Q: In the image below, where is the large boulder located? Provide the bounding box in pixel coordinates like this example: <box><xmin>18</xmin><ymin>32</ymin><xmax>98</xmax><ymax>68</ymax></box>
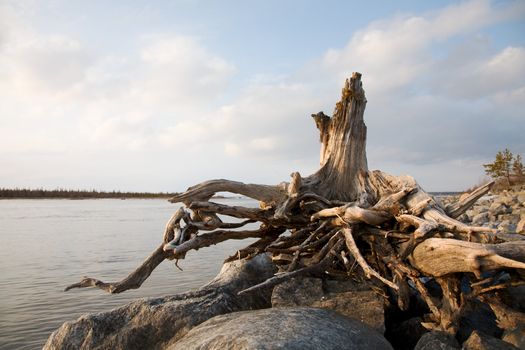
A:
<box><xmin>44</xmin><ymin>254</ymin><xmax>276</xmax><ymax>350</ymax></box>
<box><xmin>462</xmin><ymin>330</ymin><xmax>519</xmax><ymax>350</ymax></box>
<box><xmin>271</xmin><ymin>277</ymin><xmax>385</xmax><ymax>333</ymax></box>
<box><xmin>271</xmin><ymin>277</ymin><xmax>324</xmax><ymax>307</ymax></box>
<box><xmin>414</xmin><ymin>331</ymin><xmax>460</xmax><ymax>350</ymax></box>
<box><xmin>169</xmin><ymin>307</ymin><xmax>393</xmax><ymax>350</ymax></box>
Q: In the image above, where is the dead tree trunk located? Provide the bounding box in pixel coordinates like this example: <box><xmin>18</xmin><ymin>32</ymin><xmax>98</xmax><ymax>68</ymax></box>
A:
<box><xmin>66</xmin><ymin>72</ymin><xmax>525</xmax><ymax>337</ymax></box>
<box><xmin>306</xmin><ymin>74</ymin><xmax>368</xmax><ymax>202</ymax></box>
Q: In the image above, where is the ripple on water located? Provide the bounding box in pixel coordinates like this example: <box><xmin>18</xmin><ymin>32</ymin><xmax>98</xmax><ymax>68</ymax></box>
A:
<box><xmin>0</xmin><ymin>198</ymin><xmax>257</xmax><ymax>349</ymax></box>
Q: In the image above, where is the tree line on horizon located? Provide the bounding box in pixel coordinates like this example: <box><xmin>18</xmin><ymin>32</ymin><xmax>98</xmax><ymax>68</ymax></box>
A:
<box><xmin>0</xmin><ymin>188</ymin><xmax>177</xmax><ymax>199</ymax></box>
<box><xmin>3</xmin><ymin>149</ymin><xmax>522</xmax><ymax>199</ymax></box>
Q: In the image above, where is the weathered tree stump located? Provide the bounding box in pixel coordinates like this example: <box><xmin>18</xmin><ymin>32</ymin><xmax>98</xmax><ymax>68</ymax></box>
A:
<box><xmin>66</xmin><ymin>72</ymin><xmax>525</xmax><ymax>339</ymax></box>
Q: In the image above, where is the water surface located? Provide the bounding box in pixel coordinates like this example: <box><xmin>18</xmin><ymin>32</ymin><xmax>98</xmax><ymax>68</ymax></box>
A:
<box><xmin>0</xmin><ymin>198</ymin><xmax>258</xmax><ymax>349</ymax></box>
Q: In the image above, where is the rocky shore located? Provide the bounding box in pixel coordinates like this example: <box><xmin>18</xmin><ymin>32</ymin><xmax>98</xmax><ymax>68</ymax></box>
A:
<box><xmin>441</xmin><ymin>185</ymin><xmax>525</xmax><ymax>235</ymax></box>
<box><xmin>45</xmin><ymin>187</ymin><xmax>525</xmax><ymax>350</ymax></box>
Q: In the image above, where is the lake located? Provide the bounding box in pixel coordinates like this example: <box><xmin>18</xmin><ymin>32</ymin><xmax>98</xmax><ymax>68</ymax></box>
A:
<box><xmin>0</xmin><ymin>198</ymin><xmax>259</xmax><ymax>350</ymax></box>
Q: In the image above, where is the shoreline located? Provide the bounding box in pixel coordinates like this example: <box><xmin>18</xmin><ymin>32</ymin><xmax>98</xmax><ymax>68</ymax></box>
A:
<box><xmin>0</xmin><ymin>195</ymin><xmax>238</xmax><ymax>200</ymax></box>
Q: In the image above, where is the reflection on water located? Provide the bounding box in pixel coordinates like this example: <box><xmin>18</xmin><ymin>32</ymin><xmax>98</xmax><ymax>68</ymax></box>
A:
<box><xmin>0</xmin><ymin>198</ymin><xmax>258</xmax><ymax>350</ymax></box>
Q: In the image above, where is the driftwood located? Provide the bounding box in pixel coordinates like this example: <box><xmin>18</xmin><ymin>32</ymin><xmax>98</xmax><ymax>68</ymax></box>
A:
<box><xmin>66</xmin><ymin>73</ymin><xmax>525</xmax><ymax>337</ymax></box>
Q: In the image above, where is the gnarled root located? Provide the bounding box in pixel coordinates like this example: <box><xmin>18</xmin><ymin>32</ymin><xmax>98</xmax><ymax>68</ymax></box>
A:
<box><xmin>65</xmin><ymin>244</ymin><xmax>168</xmax><ymax>293</ymax></box>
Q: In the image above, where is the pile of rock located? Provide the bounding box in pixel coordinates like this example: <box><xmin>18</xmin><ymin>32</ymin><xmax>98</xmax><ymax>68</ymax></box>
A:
<box><xmin>45</xmin><ymin>255</ymin><xmax>395</xmax><ymax>350</ymax></box>
<box><xmin>440</xmin><ymin>187</ymin><xmax>525</xmax><ymax>234</ymax></box>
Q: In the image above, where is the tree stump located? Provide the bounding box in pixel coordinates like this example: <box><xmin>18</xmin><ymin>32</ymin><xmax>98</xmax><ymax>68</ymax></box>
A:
<box><xmin>66</xmin><ymin>72</ymin><xmax>525</xmax><ymax>338</ymax></box>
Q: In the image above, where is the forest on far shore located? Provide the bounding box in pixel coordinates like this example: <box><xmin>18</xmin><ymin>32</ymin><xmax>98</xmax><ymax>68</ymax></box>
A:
<box><xmin>0</xmin><ymin>188</ymin><xmax>177</xmax><ymax>199</ymax></box>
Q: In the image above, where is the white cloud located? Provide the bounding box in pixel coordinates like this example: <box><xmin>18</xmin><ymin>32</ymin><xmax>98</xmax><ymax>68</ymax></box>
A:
<box><xmin>318</xmin><ymin>0</ymin><xmax>525</xmax><ymax>96</ymax></box>
<box><xmin>3</xmin><ymin>35</ymin><xmax>91</xmax><ymax>93</ymax></box>
<box><xmin>1</xmin><ymin>0</ymin><xmax>524</xmax><ymax>191</ymax></box>
<box><xmin>0</xmin><ymin>9</ymin><xmax>237</xmax><ymax>154</ymax></box>
<box><xmin>208</xmin><ymin>1</ymin><xmax>525</xmax><ymax>182</ymax></box>
<box><xmin>138</xmin><ymin>35</ymin><xmax>235</xmax><ymax>105</ymax></box>
<box><xmin>223</xmin><ymin>136</ymin><xmax>281</xmax><ymax>157</ymax></box>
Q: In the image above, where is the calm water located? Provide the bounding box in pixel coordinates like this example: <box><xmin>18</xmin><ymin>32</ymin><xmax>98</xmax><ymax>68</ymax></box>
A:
<box><xmin>0</xmin><ymin>198</ymin><xmax>258</xmax><ymax>350</ymax></box>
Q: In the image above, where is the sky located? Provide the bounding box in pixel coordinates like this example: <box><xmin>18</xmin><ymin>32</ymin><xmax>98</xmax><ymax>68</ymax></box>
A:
<box><xmin>0</xmin><ymin>0</ymin><xmax>524</xmax><ymax>192</ymax></box>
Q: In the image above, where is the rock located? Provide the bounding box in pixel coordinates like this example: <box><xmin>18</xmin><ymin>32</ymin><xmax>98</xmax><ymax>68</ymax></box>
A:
<box><xmin>490</xmin><ymin>202</ymin><xmax>512</xmax><ymax>216</ymax></box>
<box><xmin>271</xmin><ymin>277</ymin><xmax>324</xmax><ymax>306</ymax></box>
<box><xmin>271</xmin><ymin>277</ymin><xmax>385</xmax><ymax>333</ymax></box>
<box><xmin>458</xmin><ymin>213</ymin><xmax>470</xmax><ymax>223</ymax></box>
<box><xmin>499</xmin><ymin>285</ymin><xmax>525</xmax><ymax>314</ymax></box>
<box><xmin>495</xmin><ymin>194</ymin><xmax>514</xmax><ymax>206</ymax></box>
<box><xmin>466</xmin><ymin>207</ymin><xmax>487</xmax><ymax>219</ymax></box>
<box><xmin>44</xmin><ymin>254</ymin><xmax>277</xmax><ymax>350</ymax></box>
<box><xmin>477</xmin><ymin>206</ymin><xmax>489</xmax><ymax>215</ymax></box>
<box><xmin>169</xmin><ymin>307</ymin><xmax>394</xmax><ymax>350</ymax></box>
<box><xmin>472</xmin><ymin>212</ymin><xmax>490</xmax><ymax>226</ymax></box>
<box><xmin>516</xmin><ymin>217</ymin><xmax>525</xmax><ymax>234</ymax></box>
<box><xmin>502</xmin><ymin>325</ymin><xmax>525</xmax><ymax>349</ymax></box>
<box><xmin>462</xmin><ymin>330</ymin><xmax>519</xmax><ymax>349</ymax></box>
<box><xmin>517</xmin><ymin>192</ymin><xmax>525</xmax><ymax>204</ymax></box>
<box><xmin>388</xmin><ymin>317</ymin><xmax>428</xmax><ymax>350</ymax></box>
<box><xmin>414</xmin><ymin>331</ymin><xmax>460</xmax><ymax>350</ymax></box>
<box><xmin>498</xmin><ymin>220</ymin><xmax>516</xmax><ymax>233</ymax></box>
<box><xmin>499</xmin><ymin>214</ymin><xmax>520</xmax><ymax>224</ymax></box>
<box><xmin>314</xmin><ymin>290</ymin><xmax>385</xmax><ymax>333</ymax></box>
<box><xmin>457</xmin><ymin>299</ymin><xmax>502</xmax><ymax>343</ymax></box>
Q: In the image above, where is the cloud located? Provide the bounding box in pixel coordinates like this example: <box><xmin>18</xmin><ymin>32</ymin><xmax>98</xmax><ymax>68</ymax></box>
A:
<box><xmin>434</xmin><ymin>46</ymin><xmax>525</xmax><ymax>99</ymax></box>
<box><xmin>298</xmin><ymin>0</ymin><xmax>525</xmax><ymax>190</ymax></box>
<box><xmin>318</xmin><ymin>0</ymin><xmax>525</xmax><ymax>95</ymax></box>
<box><xmin>190</xmin><ymin>0</ymin><xmax>525</xmax><ymax>191</ymax></box>
<box><xmin>0</xmin><ymin>12</ymin><xmax>237</xmax><ymax>153</ymax></box>
<box><xmin>138</xmin><ymin>35</ymin><xmax>236</xmax><ymax>105</ymax></box>
<box><xmin>1</xmin><ymin>0</ymin><xmax>524</xmax><ymax>191</ymax></box>
<box><xmin>3</xmin><ymin>36</ymin><xmax>92</xmax><ymax>93</ymax></box>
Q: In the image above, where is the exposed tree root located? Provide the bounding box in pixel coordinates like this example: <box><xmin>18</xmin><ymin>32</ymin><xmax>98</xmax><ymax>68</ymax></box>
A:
<box><xmin>65</xmin><ymin>244</ymin><xmax>169</xmax><ymax>293</ymax></box>
<box><xmin>65</xmin><ymin>72</ymin><xmax>525</xmax><ymax>337</ymax></box>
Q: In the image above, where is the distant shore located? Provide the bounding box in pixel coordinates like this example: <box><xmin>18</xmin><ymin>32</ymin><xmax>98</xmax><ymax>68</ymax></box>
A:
<box><xmin>0</xmin><ymin>188</ymin><xmax>236</xmax><ymax>200</ymax></box>
<box><xmin>1</xmin><ymin>187</ymin><xmax>458</xmax><ymax>200</ymax></box>
<box><xmin>0</xmin><ymin>188</ymin><xmax>177</xmax><ymax>200</ymax></box>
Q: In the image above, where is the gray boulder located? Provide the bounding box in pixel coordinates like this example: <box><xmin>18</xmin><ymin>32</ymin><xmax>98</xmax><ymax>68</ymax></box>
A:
<box><xmin>463</xmin><ymin>330</ymin><xmax>519</xmax><ymax>350</ymax></box>
<box><xmin>271</xmin><ymin>277</ymin><xmax>324</xmax><ymax>307</ymax></box>
<box><xmin>44</xmin><ymin>254</ymin><xmax>276</xmax><ymax>350</ymax></box>
<box><xmin>169</xmin><ymin>307</ymin><xmax>394</xmax><ymax>350</ymax></box>
<box><xmin>414</xmin><ymin>331</ymin><xmax>460</xmax><ymax>350</ymax></box>
<box><xmin>490</xmin><ymin>202</ymin><xmax>512</xmax><ymax>216</ymax></box>
<box><xmin>498</xmin><ymin>220</ymin><xmax>516</xmax><ymax>233</ymax></box>
<box><xmin>472</xmin><ymin>212</ymin><xmax>490</xmax><ymax>226</ymax></box>
<box><xmin>271</xmin><ymin>277</ymin><xmax>385</xmax><ymax>333</ymax></box>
